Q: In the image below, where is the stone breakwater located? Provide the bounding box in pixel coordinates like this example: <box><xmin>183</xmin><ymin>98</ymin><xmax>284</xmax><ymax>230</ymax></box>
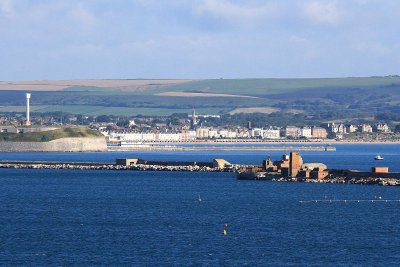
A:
<box><xmin>0</xmin><ymin>137</ymin><xmax>107</xmax><ymax>152</ymax></box>
<box><xmin>2</xmin><ymin>159</ymin><xmax>398</xmax><ymax>186</ymax></box>
<box><xmin>0</xmin><ymin>161</ymin><xmax>240</xmax><ymax>172</ymax></box>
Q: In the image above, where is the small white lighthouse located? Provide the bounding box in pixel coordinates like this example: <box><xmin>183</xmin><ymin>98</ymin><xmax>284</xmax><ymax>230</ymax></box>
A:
<box><xmin>26</xmin><ymin>93</ymin><xmax>31</xmax><ymax>126</ymax></box>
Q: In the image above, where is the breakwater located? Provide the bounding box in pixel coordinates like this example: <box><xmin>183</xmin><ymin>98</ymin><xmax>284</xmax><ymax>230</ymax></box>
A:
<box><xmin>0</xmin><ymin>160</ymin><xmax>238</xmax><ymax>172</ymax></box>
<box><xmin>237</xmin><ymin>170</ymin><xmax>400</xmax><ymax>186</ymax></box>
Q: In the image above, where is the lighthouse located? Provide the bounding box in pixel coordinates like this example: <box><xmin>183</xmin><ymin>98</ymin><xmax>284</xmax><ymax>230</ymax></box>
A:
<box><xmin>26</xmin><ymin>93</ymin><xmax>31</xmax><ymax>126</ymax></box>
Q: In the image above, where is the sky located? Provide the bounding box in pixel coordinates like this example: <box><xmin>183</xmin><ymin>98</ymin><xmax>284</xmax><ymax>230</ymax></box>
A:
<box><xmin>0</xmin><ymin>0</ymin><xmax>399</xmax><ymax>80</ymax></box>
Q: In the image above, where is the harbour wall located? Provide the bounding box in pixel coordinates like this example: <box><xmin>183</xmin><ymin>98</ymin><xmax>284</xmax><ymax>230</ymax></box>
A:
<box><xmin>137</xmin><ymin>160</ymin><xmax>213</xmax><ymax>168</ymax></box>
<box><xmin>0</xmin><ymin>137</ymin><xmax>107</xmax><ymax>152</ymax></box>
<box><xmin>0</xmin><ymin>161</ymin><xmax>234</xmax><ymax>172</ymax></box>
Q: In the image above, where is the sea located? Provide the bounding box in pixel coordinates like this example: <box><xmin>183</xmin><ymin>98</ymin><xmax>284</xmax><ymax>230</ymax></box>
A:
<box><xmin>1</xmin><ymin>144</ymin><xmax>400</xmax><ymax>266</ymax></box>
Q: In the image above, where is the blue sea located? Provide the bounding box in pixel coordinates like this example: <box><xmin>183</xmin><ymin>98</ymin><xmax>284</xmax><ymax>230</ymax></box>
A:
<box><xmin>1</xmin><ymin>144</ymin><xmax>400</xmax><ymax>266</ymax></box>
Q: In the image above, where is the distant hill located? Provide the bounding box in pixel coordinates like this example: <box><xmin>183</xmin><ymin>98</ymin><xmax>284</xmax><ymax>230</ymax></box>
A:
<box><xmin>0</xmin><ymin>77</ymin><xmax>399</xmax><ymax>121</ymax></box>
<box><xmin>0</xmin><ymin>79</ymin><xmax>191</xmax><ymax>91</ymax></box>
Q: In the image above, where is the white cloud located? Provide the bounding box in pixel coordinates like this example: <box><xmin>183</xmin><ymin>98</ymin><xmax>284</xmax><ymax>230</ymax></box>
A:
<box><xmin>197</xmin><ymin>0</ymin><xmax>279</xmax><ymax>27</ymax></box>
<box><xmin>302</xmin><ymin>1</ymin><xmax>342</xmax><ymax>26</ymax></box>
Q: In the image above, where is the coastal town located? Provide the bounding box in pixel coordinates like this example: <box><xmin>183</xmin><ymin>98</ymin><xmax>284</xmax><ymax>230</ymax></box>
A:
<box><xmin>1</xmin><ymin>108</ymin><xmax>398</xmax><ymax>145</ymax></box>
<box><xmin>96</xmin><ymin>111</ymin><xmax>397</xmax><ymax>144</ymax></box>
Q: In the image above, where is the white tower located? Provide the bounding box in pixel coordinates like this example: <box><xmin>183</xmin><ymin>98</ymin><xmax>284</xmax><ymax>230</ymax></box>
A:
<box><xmin>26</xmin><ymin>93</ymin><xmax>31</xmax><ymax>126</ymax></box>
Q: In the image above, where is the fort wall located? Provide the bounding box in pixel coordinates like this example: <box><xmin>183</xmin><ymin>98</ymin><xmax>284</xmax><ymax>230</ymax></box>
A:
<box><xmin>0</xmin><ymin>137</ymin><xmax>107</xmax><ymax>152</ymax></box>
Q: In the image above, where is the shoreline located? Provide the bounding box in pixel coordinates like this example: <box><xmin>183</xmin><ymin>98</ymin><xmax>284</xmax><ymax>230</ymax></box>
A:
<box><xmin>107</xmin><ymin>145</ymin><xmax>336</xmax><ymax>152</ymax></box>
<box><xmin>110</xmin><ymin>140</ymin><xmax>400</xmax><ymax>145</ymax></box>
<box><xmin>106</xmin><ymin>140</ymin><xmax>400</xmax><ymax>152</ymax></box>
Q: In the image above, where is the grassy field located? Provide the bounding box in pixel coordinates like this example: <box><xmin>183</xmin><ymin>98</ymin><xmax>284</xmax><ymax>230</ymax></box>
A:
<box><xmin>148</xmin><ymin>76</ymin><xmax>400</xmax><ymax>95</ymax></box>
<box><xmin>0</xmin><ymin>105</ymin><xmax>49</xmax><ymax>112</ymax></box>
<box><xmin>0</xmin><ymin>126</ymin><xmax>103</xmax><ymax>142</ymax></box>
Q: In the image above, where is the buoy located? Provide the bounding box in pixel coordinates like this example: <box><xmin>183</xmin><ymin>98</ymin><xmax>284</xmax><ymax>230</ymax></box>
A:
<box><xmin>223</xmin><ymin>229</ymin><xmax>227</xmax><ymax>235</ymax></box>
<box><xmin>224</xmin><ymin>223</ymin><xmax>229</xmax><ymax>227</ymax></box>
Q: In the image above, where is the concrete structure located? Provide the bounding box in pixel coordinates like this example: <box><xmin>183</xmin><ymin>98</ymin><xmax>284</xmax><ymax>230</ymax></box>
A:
<box><xmin>302</xmin><ymin>163</ymin><xmax>327</xmax><ymax>171</ymax></box>
<box><xmin>372</xmin><ymin>167</ymin><xmax>389</xmax><ymax>173</ymax></box>
<box><xmin>213</xmin><ymin>158</ymin><xmax>231</xmax><ymax>168</ymax></box>
<box><xmin>116</xmin><ymin>158</ymin><xmax>217</xmax><ymax>168</ymax></box>
<box><xmin>116</xmin><ymin>158</ymin><xmax>139</xmax><ymax>166</ymax></box>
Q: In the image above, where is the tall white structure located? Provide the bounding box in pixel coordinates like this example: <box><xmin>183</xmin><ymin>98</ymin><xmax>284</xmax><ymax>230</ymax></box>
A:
<box><xmin>26</xmin><ymin>93</ymin><xmax>31</xmax><ymax>126</ymax></box>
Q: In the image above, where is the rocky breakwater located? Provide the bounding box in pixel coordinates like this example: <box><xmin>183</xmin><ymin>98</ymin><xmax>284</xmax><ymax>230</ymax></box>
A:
<box><xmin>0</xmin><ymin>162</ymin><xmax>116</xmax><ymax>170</ymax></box>
<box><xmin>0</xmin><ymin>161</ymin><xmax>240</xmax><ymax>172</ymax></box>
<box><xmin>268</xmin><ymin>176</ymin><xmax>400</xmax><ymax>186</ymax></box>
<box><xmin>129</xmin><ymin>164</ymin><xmax>239</xmax><ymax>172</ymax></box>
<box><xmin>317</xmin><ymin>176</ymin><xmax>400</xmax><ymax>186</ymax></box>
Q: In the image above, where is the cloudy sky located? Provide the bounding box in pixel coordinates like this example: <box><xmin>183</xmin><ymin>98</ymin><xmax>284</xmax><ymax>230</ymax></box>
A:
<box><xmin>0</xmin><ymin>0</ymin><xmax>399</xmax><ymax>80</ymax></box>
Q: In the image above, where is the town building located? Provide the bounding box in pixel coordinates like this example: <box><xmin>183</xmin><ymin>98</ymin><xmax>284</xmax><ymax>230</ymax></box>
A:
<box><xmin>300</xmin><ymin>127</ymin><xmax>312</xmax><ymax>138</ymax></box>
<box><xmin>326</xmin><ymin>123</ymin><xmax>346</xmax><ymax>134</ymax></box>
<box><xmin>311</xmin><ymin>127</ymin><xmax>328</xmax><ymax>138</ymax></box>
<box><xmin>346</xmin><ymin>124</ymin><xmax>358</xmax><ymax>133</ymax></box>
<box><xmin>374</xmin><ymin>123</ymin><xmax>390</xmax><ymax>133</ymax></box>
<box><xmin>251</xmin><ymin>128</ymin><xmax>264</xmax><ymax>138</ymax></box>
<box><xmin>196</xmin><ymin>127</ymin><xmax>209</xmax><ymax>139</ymax></box>
<box><xmin>263</xmin><ymin>128</ymin><xmax>281</xmax><ymax>139</ymax></box>
<box><xmin>360</xmin><ymin>124</ymin><xmax>373</xmax><ymax>133</ymax></box>
<box><xmin>283</xmin><ymin>126</ymin><xmax>301</xmax><ymax>138</ymax></box>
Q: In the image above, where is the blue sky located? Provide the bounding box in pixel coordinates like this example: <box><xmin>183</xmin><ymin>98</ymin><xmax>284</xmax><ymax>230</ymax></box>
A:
<box><xmin>1</xmin><ymin>0</ymin><xmax>399</xmax><ymax>80</ymax></box>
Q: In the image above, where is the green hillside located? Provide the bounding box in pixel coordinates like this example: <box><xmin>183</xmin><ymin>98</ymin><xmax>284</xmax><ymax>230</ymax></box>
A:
<box><xmin>0</xmin><ymin>127</ymin><xmax>103</xmax><ymax>142</ymax></box>
<box><xmin>0</xmin><ymin>76</ymin><xmax>399</xmax><ymax>121</ymax></box>
<box><xmin>147</xmin><ymin>76</ymin><xmax>400</xmax><ymax>95</ymax></box>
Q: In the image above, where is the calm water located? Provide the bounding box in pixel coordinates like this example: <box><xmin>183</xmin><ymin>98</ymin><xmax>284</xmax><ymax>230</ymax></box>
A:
<box><xmin>1</xmin><ymin>144</ymin><xmax>400</xmax><ymax>265</ymax></box>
